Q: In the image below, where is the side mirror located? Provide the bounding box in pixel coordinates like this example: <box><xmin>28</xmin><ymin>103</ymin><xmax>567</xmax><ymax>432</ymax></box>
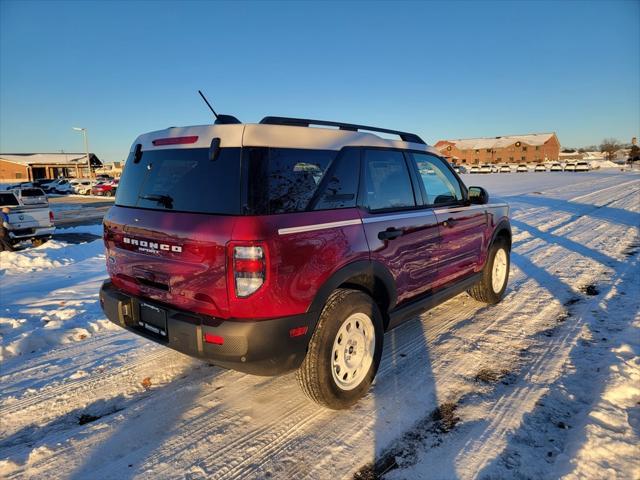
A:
<box><xmin>468</xmin><ymin>186</ymin><xmax>489</xmax><ymax>205</ymax></box>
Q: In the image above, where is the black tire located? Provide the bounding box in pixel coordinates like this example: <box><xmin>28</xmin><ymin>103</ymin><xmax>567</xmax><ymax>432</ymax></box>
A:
<box><xmin>467</xmin><ymin>237</ymin><xmax>510</xmax><ymax>304</ymax></box>
<box><xmin>105</xmin><ymin>190</ymin><xmax>113</xmax><ymax>197</ymax></box>
<box><xmin>296</xmin><ymin>288</ymin><xmax>384</xmax><ymax>410</ymax></box>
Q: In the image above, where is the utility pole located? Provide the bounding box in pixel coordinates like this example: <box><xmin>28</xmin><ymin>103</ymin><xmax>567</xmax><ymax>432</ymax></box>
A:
<box><xmin>72</xmin><ymin>127</ymin><xmax>92</xmax><ymax>178</ymax></box>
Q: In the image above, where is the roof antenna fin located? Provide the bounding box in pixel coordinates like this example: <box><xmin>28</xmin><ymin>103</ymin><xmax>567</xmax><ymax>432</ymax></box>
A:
<box><xmin>197</xmin><ymin>90</ymin><xmax>241</xmax><ymax>125</ymax></box>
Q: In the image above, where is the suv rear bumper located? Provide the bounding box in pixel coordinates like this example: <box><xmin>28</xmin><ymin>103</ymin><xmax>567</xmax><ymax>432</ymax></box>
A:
<box><xmin>99</xmin><ymin>280</ymin><xmax>315</xmax><ymax>376</ymax></box>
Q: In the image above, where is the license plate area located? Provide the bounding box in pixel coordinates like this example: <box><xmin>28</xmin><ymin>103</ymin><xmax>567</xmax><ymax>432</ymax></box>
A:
<box><xmin>138</xmin><ymin>302</ymin><xmax>168</xmax><ymax>338</ymax></box>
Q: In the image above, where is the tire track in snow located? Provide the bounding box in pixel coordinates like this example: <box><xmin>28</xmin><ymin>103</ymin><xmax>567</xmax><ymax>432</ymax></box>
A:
<box><xmin>103</xmin><ymin>184</ymin><xmax>640</xmax><ymax>478</ymax></box>
<box><xmin>2</xmin><ymin>174</ymin><xmax>638</xmax><ymax>480</ymax></box>
<box><xmin>216</xmin><ymin>179</ymin><xmax>640</xmax><ymax>480</ymax></box>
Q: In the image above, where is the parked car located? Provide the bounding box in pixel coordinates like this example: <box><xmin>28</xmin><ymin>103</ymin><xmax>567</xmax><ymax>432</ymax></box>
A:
<box><xmin>5</xmin><ymin>181</ymin><xmax>33</xmax><ymax>190</ymax></box>
<box><xmin>70</xmin><ymin>179</ymin><xmax>95</xmax><ymax>195</ymax></box>
<box><xmin>564</xmin><ymin>163</ymin><xmax>577</xmax><ymax>172</ymax></box>
<box><xmin>468</xmin><ymin>165</ymin><xmax>481</xmax><ymax>174</ymax></box>
<box><xmin>479</xmin><ymin>164</ymin><xmax>492</xmax><ymax>174</ymax></box>
<box><xmin>575</xmin><ymin>161</ymin><xmax>590</xmax><ymax>172</ymax></box>
<box><xmin>452</xmin><ymin>164</ymin><xmax>467</xmax><ymax>174</ymax></box>
<box><xmin>499</xmin><ymin>165</ymin><xmax>512</xmax><ymax>173</ymax></box>
<box><xmin>41</xmin><ymin>178</ymin><xmax>73</xmax><ymax>194</ymax></box>
<box><xmin>100</xmin><ymin>115</ymin><xmax>512</xmax><ymax>409</ymax></box>
<box><xmin>11</xmin><ymin>187</ymin><xmax>48</xmax><ymax>205</ymax></box>
<box><xmin>0</xmin><ymin>191</ymin><xmax>55</xmax><ymax>250</ymax></box>
<box><xmin>91</xmin><ymin>179</ymin><xmax>119</xmax><ymax>196</ymax></box>
<box><xmin>516</xmin><ymin>164</ymin><xmax>529</xmax><ymax>172</ymax></box>
<box><xmin>550</xmin><ymin>163</ymin><xmax>563</xmax><ymax>172</ymax></box>
<box><xmin>534</xmin><ymin>164</ymin><xmax>547</xmax><ymax>172</ymax></box>
<box><xmin>491</xmin><ymin>164</ymin><xmax>500</xmax><ymax>173</ymax></box>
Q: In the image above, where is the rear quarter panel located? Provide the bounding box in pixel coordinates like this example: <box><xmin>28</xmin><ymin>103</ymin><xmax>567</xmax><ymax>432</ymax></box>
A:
<box><xmin>230</xmin><ymin>208</ymin><xmax>369</xmax><ymax>319</ymax></box>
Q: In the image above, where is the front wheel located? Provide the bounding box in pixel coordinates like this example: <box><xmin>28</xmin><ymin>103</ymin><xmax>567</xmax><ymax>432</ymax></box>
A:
<box><xmin>296</xmin><ymin>288</ymin><xmax>383</xmax><ymax>409</ymax></box>
<box><xmin>467</xmin><ymin>238</ymin><xmax>510</xmax><ymax>304</ymax></box>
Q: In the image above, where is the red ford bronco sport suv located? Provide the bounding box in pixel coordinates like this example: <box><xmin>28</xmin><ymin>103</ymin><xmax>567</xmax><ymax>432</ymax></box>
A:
<box><xmin>100</xmin><ymin>116</ymin><xmax>511</xmax><ymax>409</ymax></box>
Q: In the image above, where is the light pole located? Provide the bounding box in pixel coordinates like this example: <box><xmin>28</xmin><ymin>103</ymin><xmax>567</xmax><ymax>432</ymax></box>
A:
<box><xmin>72</xmin><ymin>127</ymin><xmax>92</xmax><ymax>178</ymax></box>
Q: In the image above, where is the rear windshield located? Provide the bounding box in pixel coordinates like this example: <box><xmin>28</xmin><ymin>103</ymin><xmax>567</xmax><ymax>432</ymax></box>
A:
<box><xmin>20</xmin><ymin>188</ymin><xmax>45</xmax><ymax>197</ymax></box>
<box><xmin>0</xmin><ymin>193</ymin><xmax>19</xmax><ymax>206</ymax></box>
<box><xmin>115</xmin><ymin>147</ymin><xmax>241</xmax><ymax>215</ymax></box>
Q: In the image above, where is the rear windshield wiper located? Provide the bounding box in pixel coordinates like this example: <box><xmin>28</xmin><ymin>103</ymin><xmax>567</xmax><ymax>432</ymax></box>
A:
<box><xmin>139</xmin><ymin>194</ymin><xmax>174</xmax><ymax>209</ymax></box>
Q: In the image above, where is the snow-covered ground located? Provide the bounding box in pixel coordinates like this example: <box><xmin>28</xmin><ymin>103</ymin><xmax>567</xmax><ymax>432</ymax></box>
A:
<box><xmin>1</xmin><ymin>171</ymin><xmax>638</xmax><ymax>480</ymax></box>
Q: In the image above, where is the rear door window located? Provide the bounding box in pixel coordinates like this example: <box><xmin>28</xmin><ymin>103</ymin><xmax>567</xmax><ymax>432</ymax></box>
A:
<box><xmin>244</xmin><ymin>148</ymin><xmax>335</xmax><ymax>214</ymax></box>
<box><xmin>116</xmin><ymin>147</ymin><xmax>242</xmax><ymax>214</ymax></box>
<box><xmin>362</xmin><ymin>149</ymin><xmax>416</xmax><ymax>211</ymax></box>
<box><xmin>312</xmin><ymin>148</ymin><xmax>360</xmax><ymax>211</ymax></box>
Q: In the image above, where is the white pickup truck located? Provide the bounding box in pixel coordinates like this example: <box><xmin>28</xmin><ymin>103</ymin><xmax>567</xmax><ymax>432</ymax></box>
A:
<box><xmin>0</xmin><ymin>190</ymin><xmax>55</xmax><ymax>251</ymax></box>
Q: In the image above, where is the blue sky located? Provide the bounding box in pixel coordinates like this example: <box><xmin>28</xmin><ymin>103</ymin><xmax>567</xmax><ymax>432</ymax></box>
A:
<box><xmin>1</xmin><ymin>0</ymin><xmax>638</xmax><ymax>163</ymax></box>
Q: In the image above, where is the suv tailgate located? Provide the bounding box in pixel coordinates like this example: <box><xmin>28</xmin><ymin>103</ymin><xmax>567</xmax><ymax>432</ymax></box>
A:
<box><xmin>104</xmin><ymin>206</ymin><xmax>235</xmax><ymax>318</ymax></box>
<box><xmin>4</xmin><ymin>205</ymin><xmax>51</xmax><ymax>230</ymax></box>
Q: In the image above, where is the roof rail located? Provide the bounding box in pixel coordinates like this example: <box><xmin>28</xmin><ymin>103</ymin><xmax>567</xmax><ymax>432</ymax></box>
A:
<box><xmin>259</xmin><ymin>116</ymin><xmax>426</xmax><ymax>145</ymax></box>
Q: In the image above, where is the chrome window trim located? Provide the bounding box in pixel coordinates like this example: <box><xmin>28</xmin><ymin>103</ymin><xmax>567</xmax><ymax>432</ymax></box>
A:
<box><xmin>277</xmin><ymin>219</ymin><xmax>362</xmax><ymax>235</ymax></box>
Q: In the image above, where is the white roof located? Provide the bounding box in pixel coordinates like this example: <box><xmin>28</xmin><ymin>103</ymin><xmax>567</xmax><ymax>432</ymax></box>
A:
<box><xmin>439</xmin><ymin>133</ymin><xmax>556</xmax><ymax>151</ymax></box>
<box><xmin>0</xmin><ymin>153</ymin><xmax>89</xmax><ymax>165</ymax></box>
<box><xmin>133</xmin><ymin>123</ymin><xmax>438</xmax><ymax>155</ymax></box>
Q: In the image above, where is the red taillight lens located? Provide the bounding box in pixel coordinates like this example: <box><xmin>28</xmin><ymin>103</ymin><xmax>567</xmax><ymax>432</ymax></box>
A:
<box><xmin>234</xmin><ymin>258</ymin><xmax>263</xmax><ymax>273</ymax></box>
<box><xmin>232</xmin><ymin>245</ymin><xmax>266</xmax><ymax>298</ymax></box>
<box><xmin>152</xmin><ymin>136</ymin><xmax>199</xmax><ymax>146</ymax></box>
<box><xmin>49</xmin><ymin>211</ymin><xmax>54</xmax><ymax>223</ymax></box>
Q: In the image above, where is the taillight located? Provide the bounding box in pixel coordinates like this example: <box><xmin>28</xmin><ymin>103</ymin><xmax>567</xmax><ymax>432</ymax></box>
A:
<box><xmin>49</xmin><ymin>211</ymin><xmax>54</xmax><ymax>223</ymax></box>
<box><xmin>232</xmin><ymin>245</ymin><xmax>266</xmax><ymax>298</ymax></box>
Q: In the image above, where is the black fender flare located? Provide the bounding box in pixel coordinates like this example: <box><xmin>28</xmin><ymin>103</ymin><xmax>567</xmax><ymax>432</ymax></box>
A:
<box><xmin>490</xmin><ymin>218</ymin><xmax>512</xmax><ymax>249</ymax></box>
<box><xmin>307</xmin><ymin>259</ymin><xmax>397</xmax><ymax>320</ymax></box>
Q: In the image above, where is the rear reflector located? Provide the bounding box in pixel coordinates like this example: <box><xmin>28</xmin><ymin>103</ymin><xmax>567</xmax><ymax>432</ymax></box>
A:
<box><xmin>152</xmin><ymin>136</ymin><xmax>199</xmax><ymax>146</ymax></box>
<box><xmin>204</xmin><ymin>333</ymin><xmax>224</xmax><ymax>345</ymax></box>
<box><xmin>49</xmin><ymin>211</ymin><xmax>54</xmax><ymax>222</ymax></box>
<box><xmin>289</xmin><ymin>326</ymin><xmax>308</xmax><ymax>338</ymax></box>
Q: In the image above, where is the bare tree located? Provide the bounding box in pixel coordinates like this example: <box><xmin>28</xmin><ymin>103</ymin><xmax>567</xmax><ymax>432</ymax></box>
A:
<box><xmin>600</xmin><ymin>138</ymin><xmax>622</xmax><ymax>162</ymax></box>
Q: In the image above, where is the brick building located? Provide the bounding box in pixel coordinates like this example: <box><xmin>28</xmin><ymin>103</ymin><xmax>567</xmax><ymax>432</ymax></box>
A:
<box><xmin>434</xmin><ymin>133</ymin><xmax>560</xmax><ymax>165</ymax></box>
<box><xmin>0</xmin><ymin>153</ymin><xmax>102</xmax><ymax>182</ymax></box>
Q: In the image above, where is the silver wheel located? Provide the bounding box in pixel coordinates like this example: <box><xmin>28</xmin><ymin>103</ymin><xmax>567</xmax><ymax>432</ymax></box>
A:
<box><xmin>331</xmin><ymin>312</ymin><xmax>375</xmax><ymax>391</ymax></box>
<box><xmin>492</xmin><ymin>248</ymin><xmax>508</xmax><ymax>293</ymax></box>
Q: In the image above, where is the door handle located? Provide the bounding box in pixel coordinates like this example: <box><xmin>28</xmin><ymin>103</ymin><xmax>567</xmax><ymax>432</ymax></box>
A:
<box><xmin>378</xmin><ymin>228</ymin><xmax>404</xmax><ymax>241</ymax></box>
<box><xmin>442</xmin><ymin>218</ymin><xmax>457</xmax><ymax>228</ymax></box>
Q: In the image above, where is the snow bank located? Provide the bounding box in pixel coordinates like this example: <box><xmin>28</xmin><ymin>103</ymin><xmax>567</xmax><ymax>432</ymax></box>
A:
<box><xmin>0</xmin><ymin>225</ymin><xmax>103</xmax><ymax>275</ymax></box>
<box><xmin>0</xmin><ymin>230</ymin><xmax>115</xmax><ymax>362</ymax></box>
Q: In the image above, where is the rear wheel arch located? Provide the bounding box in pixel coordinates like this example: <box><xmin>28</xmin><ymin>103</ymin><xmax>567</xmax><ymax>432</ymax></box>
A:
<box><xmin>308</xmin><ymin>260</ymin><xmax>396</xmax><ymax>329</ymax></box>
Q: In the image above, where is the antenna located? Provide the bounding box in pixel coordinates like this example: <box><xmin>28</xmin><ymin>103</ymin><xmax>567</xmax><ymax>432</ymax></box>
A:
<box><xmin>196</xmin><ymin>90</ymin><xmax>241</xmax><ymax>125</ymax></box>
<box><xmin>198</xmin><ymin>90</ymin><xmax>219</xmax><ymax>120</ymax></box>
